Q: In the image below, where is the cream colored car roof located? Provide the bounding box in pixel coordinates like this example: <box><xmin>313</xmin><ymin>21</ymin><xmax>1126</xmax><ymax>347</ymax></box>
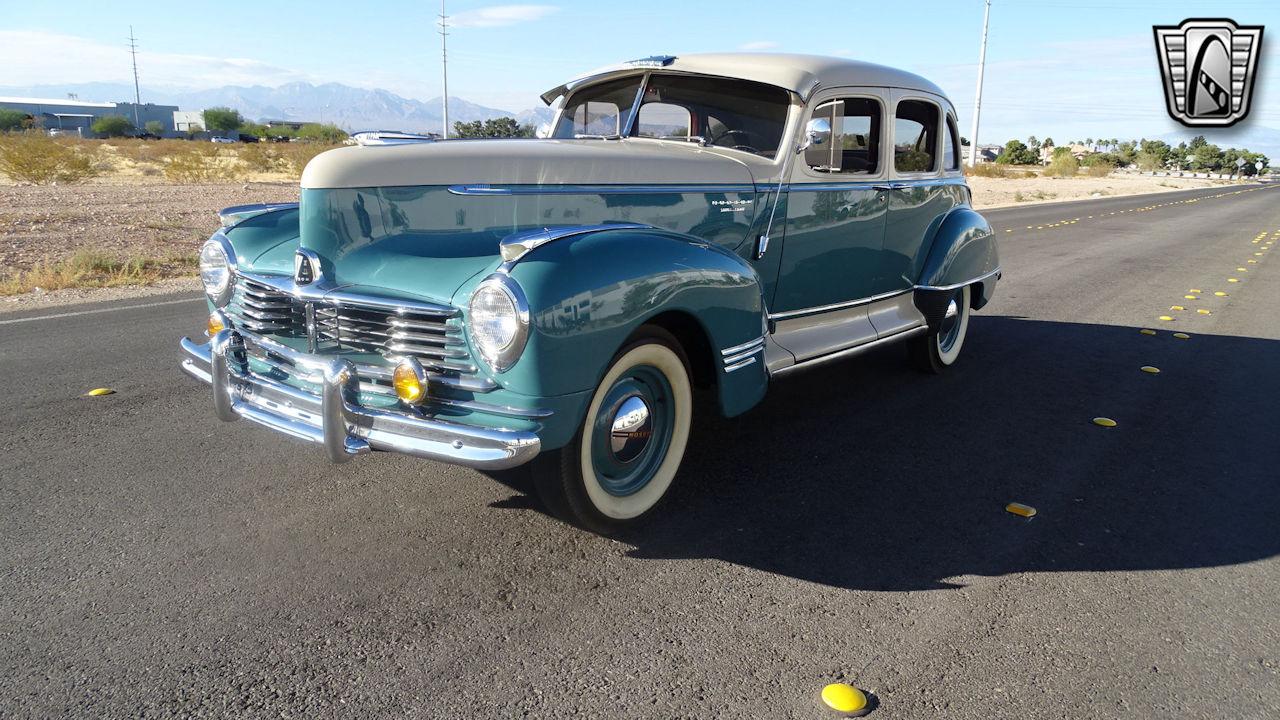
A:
<box><xmin>541</xmin><ymin>53</ymin><xmax>948</xmax><ymax>104</ymax></box>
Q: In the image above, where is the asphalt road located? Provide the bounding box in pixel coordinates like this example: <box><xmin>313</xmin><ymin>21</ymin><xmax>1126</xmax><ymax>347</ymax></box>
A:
<box><xmin>2</xmin><ymin>184</ymin><xmax>1279</xmax><ymax>718</ymax></box>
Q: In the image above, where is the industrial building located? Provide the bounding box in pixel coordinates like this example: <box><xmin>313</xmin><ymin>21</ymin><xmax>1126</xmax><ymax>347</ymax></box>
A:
<box><xmin>0</xmin><ymin>96</ymin><xmax>180</xmax><ymax>136</ymax></box>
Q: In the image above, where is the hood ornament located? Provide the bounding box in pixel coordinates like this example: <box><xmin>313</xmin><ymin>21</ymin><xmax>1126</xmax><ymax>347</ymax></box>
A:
<box><xmin>294</xmin><ymin>248</ymin><xmax>322</xmax><ymax>285</ymax></box>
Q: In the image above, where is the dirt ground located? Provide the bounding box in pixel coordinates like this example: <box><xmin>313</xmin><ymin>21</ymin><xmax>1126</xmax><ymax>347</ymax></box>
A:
<box><xmin>968</xmin><ymin>172</ymin><xmax>1236</xmax><ymax>209</ymax></box>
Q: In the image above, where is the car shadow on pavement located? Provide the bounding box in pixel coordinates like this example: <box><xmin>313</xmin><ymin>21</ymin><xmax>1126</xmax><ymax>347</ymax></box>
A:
<box><xmin>497</xmin><ymin>315</ymin><xmax>1280</xmax><ymax>592</ymax></box>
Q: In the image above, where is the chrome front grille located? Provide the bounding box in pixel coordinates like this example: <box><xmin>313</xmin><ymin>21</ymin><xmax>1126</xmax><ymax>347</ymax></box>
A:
<box><xmin>314</xmin><ymin>303</ymin><xmax>472</xmax><ymax>374</ymax></box>
<box><xmin>231</xmin><ymin>277</ymin><xmax>305</xmax><ymax>335</ymax></box>
<box><xmin>224</xmin><ymin>274</ymin><xmax>476</xmax><ymax>378</ymax></box>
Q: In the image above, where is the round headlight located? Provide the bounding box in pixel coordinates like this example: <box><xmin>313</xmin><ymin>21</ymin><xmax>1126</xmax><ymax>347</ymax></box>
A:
<box><xmin>199</xmin><ymin>238</ymin><xmax>234</xmax><ymax>306</ymax></box>
<box><xmin>468</xmin><ymin>275</ymin><xmax>529</xmax><ymax>373</ymax></box>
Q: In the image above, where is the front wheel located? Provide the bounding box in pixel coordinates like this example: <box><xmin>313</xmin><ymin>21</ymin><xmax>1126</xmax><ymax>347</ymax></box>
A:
<box><xmin>532</xmin><ymin>326</ymin><xmax>693</xmax><ymax>533</ymax></box>
<box><xmin>909</xmin><ymin>285</ymin><xmax>971</xmax><ymax>373</ymax></box>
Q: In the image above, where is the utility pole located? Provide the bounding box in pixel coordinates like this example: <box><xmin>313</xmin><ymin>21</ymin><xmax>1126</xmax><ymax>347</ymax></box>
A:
<box><xmin>968</xmin><ymin>0</ymin><xmax>991</xmax><ymax>167</ymax></box>
<box><xmin>127</xmin><ymin>26</ymin><xmax>142</xmax><ymax>128</ymax></box>
<box><xmin>439</xmin><ymin>0</ymin><xmax>449</xmax><ymax>138</ymax></box>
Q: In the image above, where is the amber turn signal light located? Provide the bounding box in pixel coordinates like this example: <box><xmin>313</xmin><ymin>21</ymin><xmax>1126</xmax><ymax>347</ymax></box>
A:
<box><xmin>206</xmin><ymin>312</ymin><xmax>226</xmax><ymax>336</ymax></box>
<box><xmin>393</xmin><ymin>359</ymin><xmax>428</xmax><ymax>404</ymax></box>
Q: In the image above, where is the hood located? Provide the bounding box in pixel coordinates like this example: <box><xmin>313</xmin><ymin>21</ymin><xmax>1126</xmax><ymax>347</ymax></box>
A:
<box><xmin>300</xmin><ymin>138</ymin><xmax>761</xmax><ymax>190</ymax></box>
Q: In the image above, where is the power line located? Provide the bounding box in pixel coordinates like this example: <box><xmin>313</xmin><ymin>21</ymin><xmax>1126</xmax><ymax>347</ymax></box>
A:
<box><xmin>127</xmin><ymin>26</ymin><xmax>142</xmax><ymax>127</ymax></box>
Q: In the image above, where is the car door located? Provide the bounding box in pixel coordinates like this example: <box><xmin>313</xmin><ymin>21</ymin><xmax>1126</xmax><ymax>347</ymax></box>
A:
<box><xmin>879</xmin><ymin>91</ymin><xmax>962</xmax><ymax>296</ymax></box>
<box><xmin>766</xmin><ymin>89</ymin><xmax>891</xmax><ymax>361</ymax></box>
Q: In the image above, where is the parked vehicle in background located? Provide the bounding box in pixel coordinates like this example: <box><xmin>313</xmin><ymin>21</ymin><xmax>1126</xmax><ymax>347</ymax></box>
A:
<box><xmin>209</xmin><ymin>136</ymin><xmax>235</xmax><ymax>144</ymax></box>
<box><xmin>180</xmin><ymin>54</ymin><xmax>1000</xmax><ymax>532</ymax></box>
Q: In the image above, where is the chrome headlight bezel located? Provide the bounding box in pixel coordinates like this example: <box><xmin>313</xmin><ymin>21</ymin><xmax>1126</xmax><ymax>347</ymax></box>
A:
<box><xmin>199</xmin><ymin>234</ymin><xmax>237</xmax><ymax>307</ymax></box>
<box><xmin>467</xmin><ymin>273</ymin><xmax>530</xmax><ymax>374</ymax></box>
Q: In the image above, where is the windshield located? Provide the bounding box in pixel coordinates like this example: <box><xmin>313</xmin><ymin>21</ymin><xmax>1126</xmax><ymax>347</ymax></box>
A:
<box><xmin>553</xmin><ymin>73</ymin><xmax>792</xmax><ymax>158</ymax></box>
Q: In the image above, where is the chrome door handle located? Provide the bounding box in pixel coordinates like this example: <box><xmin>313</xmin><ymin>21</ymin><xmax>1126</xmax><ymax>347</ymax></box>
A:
<box><xmin>871</xmin><ymin>184</ymin><xmax>894</xmax><ymax>191</ymax></box>
<box><xmin>872</xmin><ymin>183</ymin><xmax>909</xmax><ymax>191</ymax></box>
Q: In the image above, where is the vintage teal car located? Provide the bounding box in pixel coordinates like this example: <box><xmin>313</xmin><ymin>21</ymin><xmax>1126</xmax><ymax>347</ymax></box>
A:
<box><xmin>180</xmin><ymin>54</ymin><xmax>1000</xmax><ymax>532</ymax></box>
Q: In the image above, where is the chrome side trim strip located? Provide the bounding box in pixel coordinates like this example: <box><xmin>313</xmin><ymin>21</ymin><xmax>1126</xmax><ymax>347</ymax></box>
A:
<box><xmin>771</xmin><ymin>325</ymin><xmax>928</xmax><ymax>378</ymax></box>
<box><xmin>723</xmin><ymin>345</ymin><xmax>764</xmax><ymax>367</ymax></box>
<box><xmin>500</xmin><ymin>223</ymin><xmax>652</xmax><ymax>263</ymax></box>
<box><xmin>915</xmin><ymin>267</ymin><xmax>1003</xmax><ymax>293</ymax></box>
<box><xmin>723</xmin><ymin>356</ymin><xmax>758</xmax><ymax>373</ymax></box>
<box><xmin>768</xmin><ymin>289</ymin><xmax>912</xmax><ymax>320</ymax></box>
<box><xmin>448</xmin><ymin>183</ymin><xmax>758</xmax><ymax>196</ymax></box>
<box><xmin>767</xmin><ymin>267</ymin><xmax>1002</xmax><ymax>322</ymax></box>
<box><xmin>720</xmin><ymin>336</ymin><xmax>766</xmax><ymax>356</ymax></box>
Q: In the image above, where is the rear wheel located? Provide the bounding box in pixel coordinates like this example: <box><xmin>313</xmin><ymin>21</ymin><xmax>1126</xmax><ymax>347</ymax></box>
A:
<box><xmin>909</xmin><ymin>285</ymin><xmax>971</xmax><ymax>373</ymax></box>
<box><xmin>533</xmin><ymin>326</ymin><xmax>693</xmax><ymax>533</ymax></box>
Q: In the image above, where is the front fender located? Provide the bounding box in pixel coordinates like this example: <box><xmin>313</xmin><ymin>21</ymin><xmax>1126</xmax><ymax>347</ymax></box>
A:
<box><xmin>459</xmin><ymin>228</ymin><xmax>768</xmax><ymax>446</ymax></box>
<box><xmin>918</xmin><ymin>206</ymin><xmax>1000</xmax><ymax>309</ymax></box>
<box><xmin>219</xmin><ymin>204</ymin><xmax>301</xmax><ymax>275</ymax></box>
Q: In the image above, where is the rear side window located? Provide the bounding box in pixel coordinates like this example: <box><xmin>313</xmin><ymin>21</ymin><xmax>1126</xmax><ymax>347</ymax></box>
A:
<box><xmin>804</xmin><ymin>97</ymin><xmax>881</xmax><ymax>174</ymax></box>
<box><xmin>943</xmin><ymin>115</ymin><xmax>961</xmax><ymax>171</ymax></box>
<box><xmin>894</xmin><ymin>100</ymin><xmax>939</xmax><ymax>173</ymax></box>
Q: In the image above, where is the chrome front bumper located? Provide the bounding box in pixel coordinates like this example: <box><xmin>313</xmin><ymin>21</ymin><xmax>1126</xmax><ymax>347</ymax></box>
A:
<box><xmin>180</xmin><ymin>329</ymin><xmax>540</xmax><ymax>470</ymax></box>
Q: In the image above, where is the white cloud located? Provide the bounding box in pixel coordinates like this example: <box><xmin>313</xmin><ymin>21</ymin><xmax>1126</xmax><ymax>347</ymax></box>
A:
<box><xmin>738</xmin><ymin>41</ymin><xmax>779</xmax><ymax>51</ymax></box>
<box><xmin>0</xmin><ymin>30</ymin><xmax>312</xmax><ymax>89</ymax></box>
<box><xmin>449</xmin><ymin>5</ymin><xmax>559</xmax><ymax>29</ymax></box>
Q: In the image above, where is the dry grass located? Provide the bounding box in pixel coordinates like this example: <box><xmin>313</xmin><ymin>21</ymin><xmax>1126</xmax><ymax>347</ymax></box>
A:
<box><xmin>0</xmin><ymin>133</ymin><xmax>101</xmax><ymax>185</ymax></box>
<box><xmin>0</xmin><ymin>249</ymin><xmax>198</xmax><ymax>296</ymax></box>
<box><xmin>965</xmin><ymin>163</ymin><xmax>1038</xmax><ymax>179</ymax></box>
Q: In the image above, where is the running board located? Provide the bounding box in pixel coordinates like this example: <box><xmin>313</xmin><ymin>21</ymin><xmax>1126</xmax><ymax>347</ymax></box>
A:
<box><xmin>768</xmin><ymin>325</ymin><xmax>928</xmax><ymax>378</ymax></box>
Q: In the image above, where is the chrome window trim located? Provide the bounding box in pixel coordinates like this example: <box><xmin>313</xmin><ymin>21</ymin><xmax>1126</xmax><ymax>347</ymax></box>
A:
<box><xmin>888</xmin><ymin>91</ymin><xmax>946</xmax><ymax>180</ymax></box>
<box><xmin>796</xmin><ymin>88</ymin><xmax>889</xmax><ymax>182</ymax></box>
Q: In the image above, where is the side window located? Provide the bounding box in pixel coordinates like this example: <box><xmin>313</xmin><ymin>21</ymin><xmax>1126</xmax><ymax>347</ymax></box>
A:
<box><xmin>893</xmin><ymin>100</ymin><xmax>939</xmax><ymax>173</ymax></box>
<box><xmin>804</xmin><ymin>97</ymin><xmax>881</xmax><ymax>174</ymax></box>
<box><xmin>943</xmin><ymin>115</ymin><xmax>960</xmax><ymax>171</ymax></box>
<box><xmin>636</xmin><ymin>102</ymin><xmax>692</xmax><ymax>139</ymax></box>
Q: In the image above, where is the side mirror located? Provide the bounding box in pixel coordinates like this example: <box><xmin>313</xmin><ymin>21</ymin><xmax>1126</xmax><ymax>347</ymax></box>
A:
<box><xmin>535</xmin><ymin>122</ymin><xmax>553</xmax><ymax>139</ymax></box>
<box><xmin>797</xmin><ymin>117</ymin><xmax>831</xmax><ymax>154</ymax></box>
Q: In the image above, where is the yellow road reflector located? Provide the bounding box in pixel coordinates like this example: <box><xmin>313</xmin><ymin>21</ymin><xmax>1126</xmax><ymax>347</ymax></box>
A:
<box><xmin>1006</xmin><ymin>502</ymin><xmax>1037</xmax><ymax>518</ymax></box>
<box><xmin>1141</xmin><ymin>366</ymin><xmax>1160</xmax><ymax>374</ymax></box>
<box><xmin>1197</xmin><ymin>309</ymin><xmax>1211</xmax><ymax>315</ymax></box>
<box><xmin>1169</xmin><ymin>305</ymin><xmax>1184</xmax><ymax>311</ymax></box>
<box><xmin>1256</xmin><ymin>252</ymin><xmax>1264</xmax><ymax>256</ymax></box>
<box><xmin>1248</xmin><ymin>259</ymin><xmax>1257</xmax><ymax>264</ymax></box>
<box><xmin>821</xmin><ymin>683</ymin><xmax>869</xmax><ymax>716</ymax></box>
<box><xmin>1189</xmin><ymin>288</ymin><xmax>1202</xmax><ymax>293</ymax></box>
<box><xmin>1184</xmin><ymin>295</ymin><xmax>1198</xmax><ymax>299</ymax></box>
<box><xmin>1214</xmin><ymin>291</ymin><xmax>1227</xmax><ymax>296</ymax></box>
<box><xmin>1173</xmin><ymin>332</ymin><xmax>1191</xmax><ymax>339</ymax></box>
<box><xmin>85</xmin><ymin>388</ymin><xmax>115</xmax><ymax>396</ymax></box>
<box><xmin>1237</xmin><ymin>267</ymin><xmax>1248</xmax><ymax>272</ymax></box>
<box><xmin>1228</xmin><ymin>278</ymin><xmax>1239</xmax><ymax>283</ymax></box>
<box><xmin>1093</xmin><ymin>417</ymin><xmax>1118</xmax><ymax>427</ymax></box>
<box><xmin>1139</xmin><ymin>328</ymin><xmax>1157</xmax><ymax>335</ymax></box>
<box><xmin>1159</xmin><ymin>315</ymin><xmax>1175</xmax><ymax>321</ymax></box>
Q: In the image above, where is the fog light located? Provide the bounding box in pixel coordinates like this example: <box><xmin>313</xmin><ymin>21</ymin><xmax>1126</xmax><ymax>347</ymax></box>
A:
<box><xmin>393</xmin><ymin>358</ymin><xmax>428</xmax><ymax>404</ymax></box>
<box><xmin>206</xmin><ymin>311</ymin><xmax>230</xmax><ymax>336</ymax></box>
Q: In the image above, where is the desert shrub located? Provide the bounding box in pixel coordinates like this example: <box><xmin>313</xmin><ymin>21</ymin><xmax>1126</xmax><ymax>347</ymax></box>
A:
<box><xmin>238</xmin><ymin>143</ymin><xmax>283</xmax><ymax>172</ymax></box>
<box><xmin>0</xmin><ymin>249</ymin><xmax>195</xmax><ymax>295</ymax></box>
<box><xmin>202</xmin><ymin>107</ymin><xmax>244</xmax><ymax>133</ymax></box>
<box><xmin>1084</xmin><ymin>159</ymin><xmax>1115</xmax><ymax>177</ymax></box>
<box><xmin>966</xmin><ymin>163</ymin><xmax>1008</xmax><ymax>178</ymax></box>
<box><xmin>279</xmin><ymin>143</ymin><xmax>339</xmax><ymax>175</ymax></box>
<box><xmin>162</xmin><ymin>144</ymin><xmax>244</xmax><ymax>182</ymax></box>
<box><xmin>1045</xmin><ymin>153</ymin><xmax>1080</xmax><ymax>178</ymax></box>
<box><xmin>0</xmin><ymin>132</ymin><xmax>99</xmax><ymax>184</ymax></box>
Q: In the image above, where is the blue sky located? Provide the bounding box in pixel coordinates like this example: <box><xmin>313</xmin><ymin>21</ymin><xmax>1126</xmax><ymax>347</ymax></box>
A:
<box><xmin>2</xmin><ymin>0</ymin><xmax>1278</xmax><ymax>144</ymax></box>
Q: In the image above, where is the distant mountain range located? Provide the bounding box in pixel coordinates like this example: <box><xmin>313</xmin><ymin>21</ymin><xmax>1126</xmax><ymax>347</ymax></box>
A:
<box><xmin>0</xmin><ymin>81</ymin><xmax>554</xmax><ymax>134</ymax></box>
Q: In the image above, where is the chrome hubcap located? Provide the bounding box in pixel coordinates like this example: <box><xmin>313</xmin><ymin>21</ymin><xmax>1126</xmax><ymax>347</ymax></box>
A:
<box><xmin>609</xmin><ymin>394</ymin><xmax>652</xmax><ymax>463</ymax></box>
<box><xmin>938</xmin><ymin>291</ymin><xmax>964</xmax><ymax>353</ymax></box>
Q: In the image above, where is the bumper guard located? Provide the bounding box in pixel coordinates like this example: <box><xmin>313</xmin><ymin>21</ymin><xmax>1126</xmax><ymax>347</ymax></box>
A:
<box><xmin>180</xmin><ymin>330</ymin><xmax>540</xmax><ymax>470</ymax></box>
